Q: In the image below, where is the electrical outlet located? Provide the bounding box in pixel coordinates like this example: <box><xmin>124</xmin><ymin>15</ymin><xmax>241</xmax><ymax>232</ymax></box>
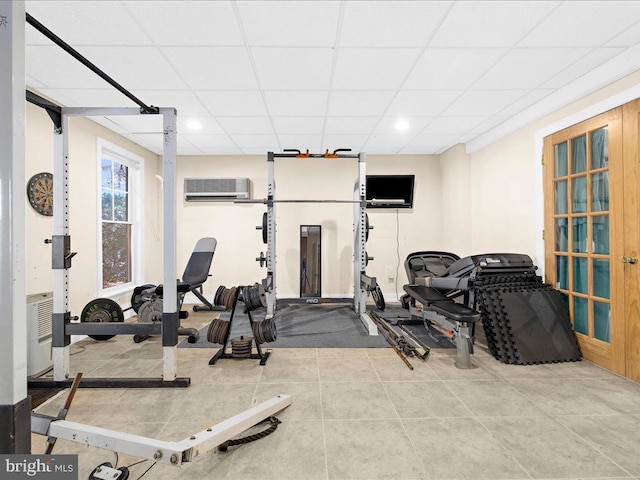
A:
<box><xmin>386</xmin><ymin>266</ymin><xmax>394</xmax><ymax>280</ymax></box>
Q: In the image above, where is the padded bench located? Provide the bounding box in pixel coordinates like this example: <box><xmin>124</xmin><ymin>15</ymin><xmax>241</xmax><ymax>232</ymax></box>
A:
<box><xmin>403</xmin><ymin>285</ymin><xmax>480</xmax><ymax>324</ymax></box>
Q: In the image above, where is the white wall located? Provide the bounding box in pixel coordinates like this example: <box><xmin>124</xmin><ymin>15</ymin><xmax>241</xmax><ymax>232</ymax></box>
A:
<box><xmin>25</xmin><ymin>103</ymin><xmax>162</xmax><ymax>317</ymax></box>
<box><xmin>177</xmin><ymin>154</ymin><xmax>441</xmax><ymax>301</ymax></box>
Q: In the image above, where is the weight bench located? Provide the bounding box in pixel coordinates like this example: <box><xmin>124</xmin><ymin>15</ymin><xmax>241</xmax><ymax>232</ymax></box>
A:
<box><xmin>401</xmin><ymin>251</ymin><xmax>480</xmax><ymax>369</ymax></box>
<box><xmin>132</xmin><ymin>237</ymin><xmax>217</xmax><ymax>343</ymax></box>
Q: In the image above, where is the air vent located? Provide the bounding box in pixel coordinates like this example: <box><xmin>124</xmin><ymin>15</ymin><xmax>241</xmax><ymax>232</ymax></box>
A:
<box><xmin>184</xmin><ymin>178</ymin><xmax>251</xmax><ymax>201</ymax></box>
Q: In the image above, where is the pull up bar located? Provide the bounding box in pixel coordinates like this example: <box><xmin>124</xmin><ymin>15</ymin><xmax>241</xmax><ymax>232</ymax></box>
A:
<box><xmin>26</xmin><ymin>13</ymin><xmax>159</xmax><ymax>115</ymax></box>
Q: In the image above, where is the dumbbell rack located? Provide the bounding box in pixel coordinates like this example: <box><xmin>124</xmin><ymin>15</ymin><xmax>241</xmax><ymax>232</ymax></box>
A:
<box><xmin>208</xmin><ymin>286</ymin><xmax>272</xmax><ymax>366</ymax></box>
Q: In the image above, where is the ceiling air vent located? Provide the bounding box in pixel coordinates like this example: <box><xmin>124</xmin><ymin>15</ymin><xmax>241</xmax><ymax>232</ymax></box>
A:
<box><xmin>184</xmin><ymin>178</ymin><xmax>251</xmax><ymax>202</ymax></box>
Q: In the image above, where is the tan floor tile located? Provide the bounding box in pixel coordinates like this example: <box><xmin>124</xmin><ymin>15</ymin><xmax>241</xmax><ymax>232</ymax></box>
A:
<box><xmin>167</xmin><ymin>383</ymin><xmax>256</xmax><ymax>425</ymax></box>
<box><xmin>317</xmin><ymin>348</ymin><xmax>368</xmax><ymax>357</ymax></box>
<box><xmin>318</xmin><ymin>357</ymin><xmax>378</xmax><ymax>382</ymax></box>
<box><xmin>383</xmin><ymin>381</ymin><xmax>472</xmax><ymax>419</ymax></box>
<box><xmin>427</xmin><ymin>356</ymin><xmax>498</xmax><ymax>380</ymax></box>
<box><xmin>321</xmin><ymin>382</ymin><xmax>397</xmax><ymax>420</ymax></box>
<box><xmin>260</xmin><ymin>357</ymin><xmax>320</xmax><ymax>383</ymax></box>
<box><xmin>253</xmin><ymin>382</ymin><xmax>321</xmax><ymax>421</ymax></box>
<box><xmin>447</xmin><ymin>380</ymin><xmax>546</xmax><ymax>417</ymax></box>
<box><xmin>370</xmin><ymin>355</ymin><xmax>438</xmax><ymax>381</ymax></box>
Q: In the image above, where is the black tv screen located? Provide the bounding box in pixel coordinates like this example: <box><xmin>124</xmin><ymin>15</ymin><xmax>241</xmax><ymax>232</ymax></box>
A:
<box><xmin>366</xmin><ymin>175</ymin><xmax>414</xmax><ymax>209</ymax></box>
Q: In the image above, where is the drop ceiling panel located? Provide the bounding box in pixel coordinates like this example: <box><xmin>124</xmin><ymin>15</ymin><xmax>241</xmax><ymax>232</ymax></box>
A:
<box><xmin>442</xmin><ymin>90</ymin><xmax>528</xmax><ymax>116</ymax></box>
<box><xmin>328</xmin><ymin>91</ymin><xmax>396</xmax><ymax>116</ymax></box>
<box><xmin>264</xmin><ymin>91</ymin><xmax>328</xmax><ymax>116</ymax></box>
<box><xmin>124</xmin><ymin>133</ymin><xmax>164</xmax><ymax>149</ymax></box>
<box><xmin>177</xmin><ymin>117</ymin><xmax>225</xmax><ymax>135</ymax></box>
<box><xmin>324</xmin><ymin>117</ymin><xmax>381</xmax><ymax>135</ymax></box>
<box><xmin>469</xmin><ymin>116</ymin><xmax>510</xmax><ymax>135</ymax></box>
<box><xmin>333</xmin><ymin>48</ymin><xmax>422</xmax><ymax>90</ymax></box>
<box><xmin>252</xmin><ymin>48</ymin><xmax>334</xmax><ymax>90</ymax></box>
<box><xmin>196</xmin><ymin>91</ymin><xmax>268</xmax><ymax>116</ymax></box>
<box><xmin>181</xmin><ymin>134</ymin><xmax>238</xmax><ymax>149</ymax></box>
<box><xmin>87</xmin><ymin>117</ymin><xmax>130</xmax><ymax>135</ymax></box>
<box><xmin>401</xmin><ymin>133</ymin><xmax>461</xmax><ymax>154</ymax></box>
<box><xmin>404</xmin><ymin>48</ymin><xmax>507</xmax><ymax>90</ymax></box>
<box><xmin>237</xmin><ymin>1</ymin><xmax>341</xmax><ymax>47</ymax></box>
<box><xmin>430</xmin><ymin>1</ymin><xmax>561</xmax><ymax>47</ymax></box>
<box><xmin>123</xmin><ymin>1</ymin><xmax>243</xmax><ymax>46</ymax></box>
<box><xmin>109</xmin><ymin>115</ymin><xmax>164</xmax><ymax>134</ymax></box>
<box><xmin>25</xmin><ymin>1</ymin><xmax>151</xmax><ymax>45</ymax></box>
<box><xmin>278</xmin><ymin>134</ymin><xmax>323</xmax><ymax>152</ymax></box>
<box><xmin>199</xmin><ymin>146</ymin><xmax>243</xmax><ymax>155</ymax></box>
<box><xmin>473</xmin><ymin>48</ymin><xmax>590</xmax><ymax>90</ymax></box>
<box><xmin>42</xmin><ymin>89</ymin><xmax>138</xmax><ymax>108</ymax></box>
<box><xmin>162</xmin><ymin>47</ymin><xmax>258</xmax><ymax>90</ymax></box>
<box><xmin>322</xmin><ymin>135</ymin><xmax>369</xmax><ymax>151</ymax></box>
<box><xmin>132</xmin><ymin>90</ymin><xmax>211</xmax><ymax>117</ymax></box>
<box><xmin>385</xmin><ymin>90</ymin><xmax>461</xmax><ymax>117</ymax></box>
<box><xmin>340</xmin><ymin>1</ymin><xmax>452</xmax><ymax>47</ymax></box>
<box><xmin>519</xmin><ymin>1</ymin><xmax>640</xmax><ymax>47</ymax></box>
<box><xmin>177</xmin><ymin>146</ymin><xmax>205</xmax><ymax>156</ymax></box>
<box><xmin>374</xmin><ymin>116</ymin><xmax>434</xmax><ymax>135</ymax></box>
<box><xmin>498</xmin><ymin>90</ymin><xmax>554</xmax><ymax>116</ymax></box>
<box><xmin>231</xmin><ymin>134</ymin><xmax>279</xmax><ymax>148</ymax></box>
<box><xmin>365</xmin><ymin>134</ymin><xmax>414</xmax><ymax>150</ymax></box>
<box><xmin>272</xmin><ymin>117</ymin><xmax>325</xmax><ymax>134</ymax></box>
<box><xmin>26</xmin><ymin>46</ymin><xmax>111</xmax><ymax>89</ymax></box>
<box><xmin>423</xmin><ymin>116</ymin><xmax>488</xmax><ymax>135</ymax></box>
<box><xmin>606</xmin><ymin>22</ymin><xmax>640</xmax><ymax>47</ymax></box>
<box><xmin>216</xmin><ymin>117</ymin><xmax>274</xmax><ymax>135</ymax></box>
<box><xmin>540</xmin><ymin>48</ymin><xmax>626</xmax><ymax>89</ymax></box>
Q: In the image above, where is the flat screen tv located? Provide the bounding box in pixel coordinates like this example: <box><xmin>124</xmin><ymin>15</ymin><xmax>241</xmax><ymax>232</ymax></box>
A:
<box><xmin>366</xmin><ymin>175</ymin><xmax>414</xmax><ymax>209</ymax></box>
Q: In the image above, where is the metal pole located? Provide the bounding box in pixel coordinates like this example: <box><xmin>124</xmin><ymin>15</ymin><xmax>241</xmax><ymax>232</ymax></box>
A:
<box><xmin>161</xmin><ymin>109</ymin><xmax>178</xmax><ymax>381</ymax></box>
<box><xmin>266</xmin><ymin>152</ymin><xmax>276</xmax><ymax>317</ymax></box>
<box><xmin>0</xmin><ymin>0</ymin><xmax>30</xmax><ymax>453</ymax></box>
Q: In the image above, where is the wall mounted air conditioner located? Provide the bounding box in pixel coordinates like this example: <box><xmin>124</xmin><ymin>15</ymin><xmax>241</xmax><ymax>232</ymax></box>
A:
<box><xmin>27</xmin><ymin>292</ymin><xmax>53</xmax><ymax>377</ymax></box>
<box><xmin>184</xmin><ymin>178</ymin><xmax>252</xmax><ymax>201</ymax></box>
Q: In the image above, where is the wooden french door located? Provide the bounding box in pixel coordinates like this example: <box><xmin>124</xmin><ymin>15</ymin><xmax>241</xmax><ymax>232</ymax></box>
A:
<box><xmin>543</xmin><ymin>108</ymin><xmax>625</xmax><ymax>375</ymax></box>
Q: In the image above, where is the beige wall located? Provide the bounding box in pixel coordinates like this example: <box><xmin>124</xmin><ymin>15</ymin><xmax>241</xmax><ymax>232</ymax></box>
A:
<box><xmin>25</xmin><ymin>103</ymin><xmax>162</xmax><ymax>317</ymax></box>
<box><xmin>177</xmin><ymin>154</ymin><xmax>441</xmax><ymax>301</ymax></box>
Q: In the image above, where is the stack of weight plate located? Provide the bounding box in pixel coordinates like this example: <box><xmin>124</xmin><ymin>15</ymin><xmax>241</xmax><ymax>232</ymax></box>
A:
<box><xmin>475</xmin><ymin>273</ymin><xmax>582</xmax><ymax>365</ymax></box>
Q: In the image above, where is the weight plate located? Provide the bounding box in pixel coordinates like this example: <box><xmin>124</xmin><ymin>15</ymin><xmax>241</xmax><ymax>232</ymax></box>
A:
<box><xmin>138</xmin><ymin>298</ymin><xmax>163</xmax><ymax>323</ymax></box>
<box><xmin>372</xmin><ymin>285</ymin><xmax>386</xmax><ymax>311</ymax></box>
<box><xmin>207</xmin><ymin>318</ymin><xmax>230</xmax><ymax>344</ymax></box>
<box><xmin>262</xmin><ymin>212</ymin><xmax>268</xmax><ymax>244</ymax></box>
<box><xmin>131</xmin><ymin>284</ymin><xmax>155</xmax><ymax>313</ymax></box>
<box><xmin>365</xmin><ymin>213</ymin><xmax>369</xmax><ymax>242</ymax></box>
<box><xmin>80</xmin><ymin>297</ymin><xmax>124</xmax><ymax>341</ymax></box>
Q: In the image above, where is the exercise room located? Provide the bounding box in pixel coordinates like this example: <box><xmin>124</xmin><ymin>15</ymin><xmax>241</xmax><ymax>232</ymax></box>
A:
<box><xmin>2</xmin><ymin>1</ymin><xmax>640</xmax><ymax>479</ymax></box>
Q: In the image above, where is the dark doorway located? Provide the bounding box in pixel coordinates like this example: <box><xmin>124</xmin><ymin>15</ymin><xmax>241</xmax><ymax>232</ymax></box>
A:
<box><xmin>300</xmin><ymin>225</ymin><xmax>321</xmax><ymax>297</ymax></box>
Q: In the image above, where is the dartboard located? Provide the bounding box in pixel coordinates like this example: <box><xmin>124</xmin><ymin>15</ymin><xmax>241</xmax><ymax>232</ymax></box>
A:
<box><xmin>27</xmin><ymin>172</ymin><xmax>53</xmax><ymax>216</ymax></box>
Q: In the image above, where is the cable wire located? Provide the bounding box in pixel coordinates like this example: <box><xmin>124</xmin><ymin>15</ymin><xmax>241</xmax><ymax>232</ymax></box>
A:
<box><xmin>136</xmin><ymin>462</ymin><xmax>156</xmax><ymax>480</ymax></box>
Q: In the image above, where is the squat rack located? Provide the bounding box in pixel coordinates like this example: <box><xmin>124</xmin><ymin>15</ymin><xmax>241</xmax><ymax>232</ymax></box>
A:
<box><xmin>259</xmin><ymin>150</ymin><xmax>378</xmax><ymax>335</ymax></box>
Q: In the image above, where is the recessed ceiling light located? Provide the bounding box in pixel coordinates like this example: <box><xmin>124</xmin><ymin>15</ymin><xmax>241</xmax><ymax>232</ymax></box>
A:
<box><xmin>394</xmin><ymin>119</ymin><xmax>410</xmax><ymax>131</ymax></box>
<box><xmin>186</xmin><ymin>120</ymin><xmax>203</xmax><ymax>131</ymax></box>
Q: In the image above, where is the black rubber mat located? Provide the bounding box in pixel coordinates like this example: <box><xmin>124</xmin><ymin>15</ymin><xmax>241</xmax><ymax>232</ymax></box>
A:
<box><xmin>500</xmin><ymin>290</ymin><xmax>582</xmax><ymax>364</ymax></box>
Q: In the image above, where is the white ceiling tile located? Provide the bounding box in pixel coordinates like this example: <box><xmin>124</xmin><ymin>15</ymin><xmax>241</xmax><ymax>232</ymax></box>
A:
<box><xmin>111</xmin><ymin>115</ymin><xmax>164</xmax><ymax>134</ymax></box>
<box><xmin>540</xmin><ymin>48</ymin><xmax>626</xmax><ymax>89</ymax></box>
<box><xmin>196</xmin><ymin>91</ymin><xmax>268</xmax><ymax>116</ymax></box>
<box><xmin>442</xmin><ymin>90</ymin><xmax>528</xmax><ymax>116</ymax></box>
<box><xmin>178</xmin><ymin>146</ymin><xmax>205</xmax><ymax>156</ymax></box>
<box><xmin>131</xmin><ymin>90</ymin><xmax>210</xmax><ymax>117</ymax></box>
<box><xmin>237</xmin><ymin>1</ymin><xmax>341</xmax><ymax>47</ymax></box>
<box><xmin>181</xmin><ymin>134</ymin><xmax>238</xmax><ymax>149</ymax></box>
<box><xmin>87</xmin><ymin>117</ymin><xmax>130</xmax><ymax>135</ymax></box>
<box><xmin>31</xmin><ymin>89</ymin><xmax>81</xmax><ymax>107</ymax></box>
<box><xmin>606</xmin><ymin>22</ymin><xmax>640</xmax><ymax>47</ymax></box>
<box><xmin>272</xmin><ymin>117</ymin><xmax>325</xmax><ymax>134</ymax></box>
<box><xmin>498</xmin><ymin>90</ymin><xmax>554</xmax><ymax>116</ymax></box>
<box><xmin>264</xmin><ymin>91</ymin><xmax>329</xmax><ymax>116</ymax></box>
<box><xmin>216</xmin><ymin>117</ymin><xmax>274</xmax><ymax>135</ymax></box>
<box><xmin>365</xmin><ymin>134</ymin><xmax>413</xmax><ymax>150</ymax></box>
<box><xmin>328</xmin><ymin>91</ymin><xmax>396</xmax><ymax>116</ymax></box>
<box><xmin>401</xmin><ymin>133</ymin><xmax>461</xmax><ymax>154</ymax></box>
<box><xmin>519</xmin><ymin>1</ymin><xmax>640</xmax><ymax>47</ymax></box>
<box><xmin>125</xmin><ymin>133</ymin><xmax>164</xmax><ymax>149</ymax></box>
<box><xmin>27</xmin><ymin>46</ymin><xmax>110</xmax><ymax>89</ymax></box>
<box><xmin>42</xmin><ymin>89</ymin><xmax>139</xmax><ymax>108</ymax></box>
<box><xmin>430</xmin><ymin>1</ymin><xmax>561</xmax><ymax>47</ymax></box>
<box><xmin>253</xmin><ymin>48</ymin><xmax>333</xmax><ymax>90</ymax></box>
<box><xmin>25</xmin><ymin>1</ymin><xmax>152</xmax><ymax>45</ymax></box>
<box><xmin>385</xmin><ymin>91</ymin><xmax>461</xmax><ymax>117</ymax></box>
<box><xmin>469</xmin><ymin>116</ymin><xmax>510</xmax><ymax>134</ymax></box>
<box><xmin>404</xmin><ymin>48</ymin><xmax>507</xmax><ymax>90</ymax></box>
<box><xmin>230</xmin><ymin>134</ymin><xmax>279</xmax><ymax>149</ymax></box>
<box><xmin>161</xmin><ymin>47</ymin><xmax>258</xmax><ymax>90</ymax></box>
<box><xmin>333</xmin><ymin>48</ymin><xmax>422</xmax><ymax>90</ymax></box>
<box><xmin>277</xmin><ymin>135</ymin><xmax>323</xmax><ymax>152</ymax></box>
<box><xmin>177</xmin><ymin>117</ymin><xmax>225</xmax><ymax>135</ymax></box>
<box><xmin>199</xmin><ymin>146</ymin><xmax>244</xmax><ymax>155</ymax></box>
<box><xmin>324</xmin><ymin>117</ymin><xmax>381</xmax><ymax>135</ymax></box>
<box><xmin>322</xmin><ymin>135</ymin><xmax>369</xmax><ymax>152</ymax></box>
<box><xmin>78</xmin><ymin>46</ymin><xmax>188</xmax><ymax>90</ymax></box>
<box><xmin>340</xmin><ymin>1</ymin><xmax>452</xmax><ymax>47</ymax></box>
<box><xmin>423</xmin><ymin>116</ymin><xmax>487</xmax><ymax>135</ymax></box>
<box><xmin>26</xmin><ymin>75</ymin><xmax>47</xmax><ymax>89</ymax></box>
<box><xmin>473</xmin><ymin>48</ymin><xmax>590</xmax><ymax>90</ymax></box>
<box><xmin>123</xmin><ymin>1</ymin><xmax>243</xmax><ymax>46</ymax></box>
<box><xmin>374</xmin><ymin>117</ymin><xmax>434</xmax><ymax>135</ymax></box>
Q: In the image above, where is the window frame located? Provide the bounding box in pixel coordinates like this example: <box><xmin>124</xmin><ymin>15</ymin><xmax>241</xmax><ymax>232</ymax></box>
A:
<box><xmin>96</xmin><ymin>138</ymin><xmax>144</xmax><ymax>297</ymax></box>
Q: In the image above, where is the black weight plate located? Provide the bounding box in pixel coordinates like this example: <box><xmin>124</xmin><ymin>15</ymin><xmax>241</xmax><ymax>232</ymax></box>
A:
<box><xmin>130</xmin><ymin>284</ymin><xmax>155</xmax><ymax>313</ymax></box>
<box><xmin>80</xmin><ymin>297</ymin><xmax>124</xmax><ymax>341</ymax></box>
<box><xmin>373</xmin><ymin>285</ymin><xmax>386</xmax><ymax>311</ymax></box>
<box><xmin>365</xmin><ymin>213</ymin><xmax>369</xmax><ymax>242</ymax></box>
<box><xmin>262</xmin><ymin>212</ymin><xmax>268</xmax><ymax>244</ymax></box>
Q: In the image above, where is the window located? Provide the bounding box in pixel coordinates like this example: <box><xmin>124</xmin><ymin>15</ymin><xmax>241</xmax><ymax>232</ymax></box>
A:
<box><xmin>98</xmin><ymin>139</ymin><xmax>143</xmax><ymax>294</ymax></box>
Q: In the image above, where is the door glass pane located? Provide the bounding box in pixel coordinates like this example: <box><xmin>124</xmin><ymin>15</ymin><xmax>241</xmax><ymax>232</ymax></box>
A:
<box><xmin>555</xmin><ymin>181</ymin><xmax>568</xmax><ymax>214</ymax></box>
<box><xmin>592</xmin><ymin>215</ymin><xmax>609</xmax><ymax>254</ymax></box>
<box><xmin>572</xmin><ymin>217</ymin><xmax>587</xmax><ymax>253</ymax></box>
<box><xmin>593</xmin><ymin>301</ymin><xmax>610</xmax><ymax>343</ymax></box>
<box><xmin>591</xmin><ymin>128</ymin><xmax>608</xmax><ymax>169</ymax></box>
<box><xmin>591</xmin><ymin>172</ymin><xmax>609</xmax><ymax>212</ymax></box>
<box><xmin>555</xmin><ymin>142</ymin><xmax>568</xmax><ymax>177</ymax></box>
<box><xmin>592</xmin><ymin>259</ymin><xmax>610</xmax><ymax>299</ymax></box>
<box><xmin>556</xmin><ymin>256</ymin><xmax>568</xmax><ymax>290</ymax></box>
<box><xmin>572</xmin><ymin>134</ymin><xmax>587</xmax><ymax>173</ymax></box>
<box><xmin>555</xmin><ymin>218</ymin><xmax>568</xmax><ymax>251</ymax></box>
<box><xmin>573</xmin><ymin>296</ymin><xmax>588</xmax><ymax>335</ymax></box>
<box><xmin>573</xmin><ymin>257</ymin><xmax>588</xmax><ymax>294</ymax></box>
<box><xmin>572</xmin><ymin>176</ymin><xmax>587</xmax><ymax>213</ymax></box>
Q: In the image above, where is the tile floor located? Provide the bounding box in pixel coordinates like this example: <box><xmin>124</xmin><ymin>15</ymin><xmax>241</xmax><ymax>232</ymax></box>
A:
<box><xmin>33</xmin><ymin>309</ymin><xmax>640</xmax><ymax>480</ymax></box>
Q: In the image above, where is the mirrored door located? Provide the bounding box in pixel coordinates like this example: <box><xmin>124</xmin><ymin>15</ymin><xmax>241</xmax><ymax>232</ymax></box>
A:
<box><xmin>300</xmin><ymin>225</ymin><xmax>321</xmax><ymax>297</ymax></box>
